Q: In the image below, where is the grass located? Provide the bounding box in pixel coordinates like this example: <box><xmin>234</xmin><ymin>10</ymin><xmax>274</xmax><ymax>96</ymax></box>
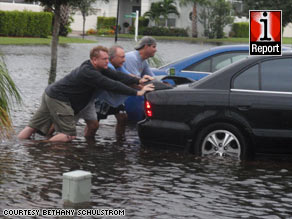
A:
<box><xmin>1</xmin><ymin>34</ymin><xmax>292</xmax><ymax>46</ymax></box>
<box><xmin>0</xmin><ymin>36</ymin><xmax>97</xmax><ymax>45</ymax></box>
<box><xmin>97</xmin><ymin>34</ymin><xmax>292</xmax><ymax>45</ymax></box>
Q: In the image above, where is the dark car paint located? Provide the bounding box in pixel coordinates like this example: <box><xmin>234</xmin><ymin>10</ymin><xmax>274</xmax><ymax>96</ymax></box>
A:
<box><xmin>138</xmin><ymin>52</ymin><xmax>292</xmax><ymax>154</ymax></box>
<box><xmin>127</xmin><ymin>46</ymin><xmax>290</xmax><ymax>121</ymax></box>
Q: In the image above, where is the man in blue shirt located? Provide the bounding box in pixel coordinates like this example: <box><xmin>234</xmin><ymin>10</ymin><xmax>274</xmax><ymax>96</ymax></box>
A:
<box><xmin>122</xmin><ymin>36</ymin><xmax>157</xmax><ymax>121</ymax></box>
<box><xmin>123</xmin><ymin>36</ymin><xmax>157</xmax><ymax>77</ymax></box>
<box><xmin>77</xmin><ymin>45</ymin><xmax>142</xmax><ymax>136</ymax></box>
<box><xmin>18</xmin><ymin>46</ymin><xmax>154</xmax><ymax>142</ymax></box>
<box><xmin>94</xmin><ymin>45</ymin><xmax>135</xmax><ymax>135</ymax></box>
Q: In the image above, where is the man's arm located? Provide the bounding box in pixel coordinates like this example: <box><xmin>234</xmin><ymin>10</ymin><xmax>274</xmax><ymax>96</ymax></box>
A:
<box><xmin>101</xmin><ymin>68</ymin><xmax>139</xmax><ymax>85</ymax></box>
<box><xmin>93</xmin><ymin>73</ymin><xmax>154</xmax><ymax>96</ymax></box>
<box><xmin>81</xmin><ymin>64</ymin><xmax>154</xmax><ymax>96</ymax></box>
<box><xmin>82</xmin><ymin>67</ymin><xmax>139</xmax><ymax>96</ymax></box>
<box><xmin>123</xmin><ymin>54</ymin><xmax>141</xmax><ymax>77</ymax></box>
<box><xmin>141</xmin><ymin>61</ymin><xmax>155</xmax><ymax>77</ymax></box>
<box><xmin>117</xmin><ymin>65</ymin><xmax>131</xmax><ymax>75</ymax></box>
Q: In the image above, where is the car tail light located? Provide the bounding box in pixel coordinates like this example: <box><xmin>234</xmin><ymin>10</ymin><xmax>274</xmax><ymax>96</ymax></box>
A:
<box><xmin>145</xmin><ymin>100</ymin><xmax>152</xmax><ymax>117</ymax></box>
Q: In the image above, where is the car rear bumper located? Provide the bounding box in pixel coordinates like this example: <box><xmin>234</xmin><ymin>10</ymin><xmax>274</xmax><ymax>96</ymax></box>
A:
<box><xmin>137</xmin><ymin>119</ymin><xmax>192</xmax><ymax>147</ymax></box>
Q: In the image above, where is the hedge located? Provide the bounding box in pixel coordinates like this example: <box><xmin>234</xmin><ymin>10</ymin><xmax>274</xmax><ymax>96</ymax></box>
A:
<box><xmin>97</xmin><ymin>28</ymin><xmax>115</xmax><ymax>35</ymax></box>
<box><xmin>0</xmin><ymin>11</ymin><xmax>52</xmax><ymax>38</ymax></box>
<box><xmin>231</xmin><ymin>22</ymin><xmax>249</xmax><ymax>38</ymax></box>
<box><xmin>130</xmin><ymin>26</ymin><xmax>188</xmax><ymax>37</ymax></box>
<box><xmin>132</xmin><ymin>17</ymin><xmax>149</xmax><ymax>28</ymax></box>
<box><xmin>97</xmin><ymin>16</ymin><xmax>116</xmax><ymax>29</ymax></box>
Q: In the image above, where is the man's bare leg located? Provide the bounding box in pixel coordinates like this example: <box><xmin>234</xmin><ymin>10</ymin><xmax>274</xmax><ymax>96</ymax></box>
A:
<box><xmin>115</xmin><ymin>113</ymin><xmax>127</xmax><ymax>135</ymax></box>
<box><xmin>47</xmin><ymin>124</ymin><xmax>55</xmax><ymax>136</ymax></box>
<box><xmin>17</xmin><ymin>126</ymin><xmax>37</xmax><ymax>139</ymax></box>
<box><xmin>49</xmin><ymin>133</ymin><xmax>76</xmax><ymax>142</ymax></box>
<box><xmin>84</xmin><ymin>120</ymin><xmax>99</xmax><ymax>137</ymax></box>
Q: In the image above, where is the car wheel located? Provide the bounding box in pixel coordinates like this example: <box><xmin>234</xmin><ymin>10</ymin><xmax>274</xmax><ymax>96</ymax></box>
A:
<box><xmin>194</xmin><ymin>123</ymin><xmax>249</xmax><ymax>160</ymax></box>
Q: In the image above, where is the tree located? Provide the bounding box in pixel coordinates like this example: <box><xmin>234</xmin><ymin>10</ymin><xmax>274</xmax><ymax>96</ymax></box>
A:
<box><xmin>161</xmin><ymin>0</ymin><xmax>180</xmax><ymax>27</ymax></box>
<box><xmin>179</xmin><ymin>0</ymin><xmax>207</xmax><ymax>37</ymax></box>
<box><xmin>144</xmin><ymin>2</ymin><xmax>164</xmax><ymax>26</ymax></box>
<box><xmin>71</xmin><ymin>0</ymin><xmax>97</xmax><ymax>39</ymax></box>
<box><xmin>199</xmin><ymin>0</ymin><xmax>233</xmax><ymax>38</ymax></box>
<box><xmin>144</xmin><ymin>0</ymin><xmax>180</xmax><ymax>27</ymax></box>
<box><xmin>241</xmin><ymin>0</ymin><xmax>292</xmax><ymax>28</ymax></box>
<box><xmin>0</xmin><ymin>56</ymin><xmax>21</xmax><ymax>138</ymax></box>
<box><xmin>59</xmin><ymin>4</ymin><xmax>71</xmax><ymax>37</ymax></box>
<box><xmin>26</xmin><ymin>0</ymin><xmax>79</xmax><ymax>84</ymax></box>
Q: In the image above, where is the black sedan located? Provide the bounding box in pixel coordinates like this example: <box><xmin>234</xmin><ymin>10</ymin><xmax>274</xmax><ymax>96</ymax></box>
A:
<box><xmin>138</xmin><ymin>52</ymin><xmax>292</xmax><ymax>160</ymax></box>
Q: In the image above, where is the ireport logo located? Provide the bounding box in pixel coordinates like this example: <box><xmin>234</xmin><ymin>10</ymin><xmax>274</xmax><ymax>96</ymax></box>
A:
<box><xmin>249</xmin><ymin>10</ymin><xmax>282</xmax><ymax>56</ymax></box>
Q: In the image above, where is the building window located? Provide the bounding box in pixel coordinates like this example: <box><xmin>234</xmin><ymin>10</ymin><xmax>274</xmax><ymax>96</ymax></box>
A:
<box><xmin>167</xmin><ymin>18</ymin><xmax>176</xmax><ymax>27</ymax></box>
<box><xmin>157</xmin><ymin>18</ymin><xmax>176</xmax><ymax>27</ymax></box>
<box><xmin>189</xmin><ymin>12</ymin><xmax>193</xmax><ymax>21</ymax></box>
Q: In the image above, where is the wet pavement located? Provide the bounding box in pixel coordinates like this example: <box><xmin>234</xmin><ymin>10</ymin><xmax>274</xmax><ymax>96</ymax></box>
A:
<box><xmin>0</xmin><ymin>39</ymin><xmax>292</xmax><ymax>218</ymax></box>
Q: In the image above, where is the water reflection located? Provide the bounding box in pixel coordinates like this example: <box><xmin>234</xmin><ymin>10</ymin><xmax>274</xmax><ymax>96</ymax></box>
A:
<box><xmin>0</xmin><ymin>39</ymin><xmax>292</xmax><ymax>218</ymax></box>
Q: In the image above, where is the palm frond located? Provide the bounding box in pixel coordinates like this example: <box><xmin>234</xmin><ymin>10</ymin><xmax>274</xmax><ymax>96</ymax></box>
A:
<box><xmin>0</xmin><ymin>55</ymin><xmax>22</xmax><ymax>138</ymax></box>
<box><xmin>0</xmin><ymin>105</ymin><xmax>13</xmax><ymax>138</ymax></box>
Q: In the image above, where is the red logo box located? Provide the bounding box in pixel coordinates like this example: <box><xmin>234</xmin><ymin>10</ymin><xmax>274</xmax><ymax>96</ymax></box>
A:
<box><xmin>249</xmin><ymin>10</ymin><xmax>282</xmax><ymax>56</ymax></box>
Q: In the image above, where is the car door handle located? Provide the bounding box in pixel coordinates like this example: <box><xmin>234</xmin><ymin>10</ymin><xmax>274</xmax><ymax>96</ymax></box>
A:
<box><xmin>237</xmin><ymin>105</ymin><xmax>250</xmax><ymax>111</ymax></box>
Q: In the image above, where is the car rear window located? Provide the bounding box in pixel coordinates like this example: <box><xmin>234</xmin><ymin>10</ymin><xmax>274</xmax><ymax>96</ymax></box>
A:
<box><xmin>233</xmin><ymin>64</ymin><xmax>259</xmax><ymax>90</ymax></box>
<box><xmin>261</xmin><ymin>58</ymin><xmax>292</xmax><ymax>92</ymax></box>
<box><xmin>233</xmin><ymin>57</ymin><xmax>292</xmax><ymax>92</ymax></box>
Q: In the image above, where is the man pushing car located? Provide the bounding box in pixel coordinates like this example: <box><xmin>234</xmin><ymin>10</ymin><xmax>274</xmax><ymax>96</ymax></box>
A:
<box><xmin>17</xmin><ymin>45</ymin><xmax>154</xmax><ymax>142</ymax></box>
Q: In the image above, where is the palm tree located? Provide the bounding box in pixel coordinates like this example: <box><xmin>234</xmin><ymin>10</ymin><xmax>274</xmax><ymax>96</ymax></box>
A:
<box><xmin>144</xmin><ymin>2</ymin><xmax>164</xmax><ymax>26</ymax></box>
<box><xmin>179</xmin><ymin>0</ymin><xmax>206</xmax><ymax>37</ymax></box>
<box><xmin>0</xmin><ymin>55</ymin><xmax>22</xmax><ymax>138</ymax></box>
<box><xmin>59</xmin><ymin>4</ymin><xmax>71</xmax><ymax>36</ymax></box>
<box><xmin>26</xmin><ymin>0</ymin><xmax>85</xmax><ymax>84</ymax></box>
<box><xmin>161</xmin><ymin>0</ymin><xmax>180</xmax><ymax>27</ymax></box>
<box><xmin>71</xmin><ymin>0</ymin><xmax>97</xmax><ymax>39</ymax></box>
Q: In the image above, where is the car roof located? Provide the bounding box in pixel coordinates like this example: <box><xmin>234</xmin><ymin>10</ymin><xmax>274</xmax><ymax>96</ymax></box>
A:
<box><xmin>193</xmin><ymin>51</ymin><xmax>292</xmax><ymax>90</ymax></box>
<box><xmin>158</xmin><ymin>45</ymin><xmax>292</xmax><ymax>71</ymax></box>
<box><xmin>159</xmin><ymin>45</ymin><xmax>249</xmax><ymax>70</ymax></box>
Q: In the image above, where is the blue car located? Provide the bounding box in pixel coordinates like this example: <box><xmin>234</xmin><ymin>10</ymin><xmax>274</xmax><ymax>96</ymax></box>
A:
<box><xmin>152</xmin><ymin>44</ymin><xmax>250</xmax><ymax>80</ymax></box>
<box><xmin>125</xmin><ymin>45</ymin><xmax>250</xmax><ymax>121</ymax></box>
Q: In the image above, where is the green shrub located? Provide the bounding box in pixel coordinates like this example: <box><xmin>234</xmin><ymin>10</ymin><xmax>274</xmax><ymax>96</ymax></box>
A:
<box><xmin>97</xmin><ymin>28</ymin><xmax>115</xmax><ymax>35</ymax></box>
<box><xmin>86</xmin><ymin>28</ymin><xmax>97</xmax><ymax>35</ymax></box>
<box><xmin>59</xmin><ymin>16</ymin><xmax>73</xmax><ymax>37</ymax></box>
<box><xmin>132</xmin><ymin>17</ymin><xmax>150</xmax><ymax>28</ymax></box>
<box><xmin>130</xmin><ymin>26</ymin><xmax>188</xmax><ymax>37</ymax></box>
<box><xmin>139</xmin><ymin>17</ymin><xmax>149</xmax><ymax>27</ymax></box>
<box><xmin>97</xmin><ymin>17</ymin><xmax>121</xmax><ymax>33</ymax></box>
<box><xmin>0</xmin><ymin>11</ymin><xmax>52</xmax><ymax>37</ymax></box>
<box><xmin>97</xmin><ymin>17</ymin><xmax>116</xmax><ymax>29</ymax></box>
<box><xmin>231</xmin><ymin>22</ymin><xmax>249</xmax><ymax>38</ymax></box>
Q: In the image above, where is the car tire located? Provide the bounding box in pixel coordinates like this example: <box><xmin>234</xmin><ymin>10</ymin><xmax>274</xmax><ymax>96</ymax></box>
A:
<box><xmin>194</xmin><ymin>123</ymin><xmax>249</xmax><ymax>160</ymax></box>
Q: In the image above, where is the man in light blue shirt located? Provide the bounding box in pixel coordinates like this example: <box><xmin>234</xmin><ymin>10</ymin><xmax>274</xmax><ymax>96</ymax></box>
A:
<box><xmin>96</xmin><ymin>46</ymin><xmax>132</xmax><ymax>109</ymax></box>
<box><xmin>123</xmin><ymin>36</ymin><xmax>157</xmax><ymax>77</ymax></box>
<box><xmin>122</xmin><ymin>36</ymin><xmax>157</xmax><ymax>121</ymax></box>
<box><xmin>94</xmin><ymin>45</ymin><xmax>135</xmax><ymax>134</ymax></box>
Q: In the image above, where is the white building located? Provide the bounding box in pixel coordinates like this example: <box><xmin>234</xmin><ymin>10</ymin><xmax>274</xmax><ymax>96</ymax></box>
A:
<box><xmin>0</xmin><ymin>0</ymin><xmax>198</xmax><ymax>36</ymax></box>
<box><xmin>1</xmin><ymin>0</ymin><xmax>291</xmax><ymax>37</ymax></box>
<box><xmin>92</xmin><ymin>0</ymin><xmax>198</xmax><ymax>36</ymax></box>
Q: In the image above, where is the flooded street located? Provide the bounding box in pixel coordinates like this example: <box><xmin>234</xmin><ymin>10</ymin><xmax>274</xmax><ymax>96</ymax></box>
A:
<box><xmin>1</xmin><ymin>38</ymin><xmax>292</xmax><ymax>218</ymax></box>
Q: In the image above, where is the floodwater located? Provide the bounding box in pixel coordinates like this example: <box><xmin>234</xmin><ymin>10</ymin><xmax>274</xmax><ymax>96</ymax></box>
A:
<box><xmin>0</xmin><ymin>38</ymin><xmax>292</xmax><ymax>218</ymax></box>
